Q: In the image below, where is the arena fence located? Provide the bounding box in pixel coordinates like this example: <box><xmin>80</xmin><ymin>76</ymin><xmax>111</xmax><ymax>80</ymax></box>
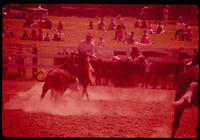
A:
<box><xmin>2</xmin><ymin>43</ymin><xmax>131</xmax><ymax>78</ymax></box>
<box><xmin>2</xmin><ymin>43</ymin><xmax>196</xmax><ymax>78</ymax></box>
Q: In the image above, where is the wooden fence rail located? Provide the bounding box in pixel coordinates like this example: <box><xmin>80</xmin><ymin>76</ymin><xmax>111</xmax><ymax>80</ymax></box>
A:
<box><xmin>2</xmin><ymin>43</ymin><xmax>197</xmax><ymax>79</ymax></box>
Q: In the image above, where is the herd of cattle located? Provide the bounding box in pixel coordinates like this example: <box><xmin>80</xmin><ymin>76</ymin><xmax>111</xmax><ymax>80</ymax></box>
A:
<box><xmin>53</xmin><ymin>51</ymin><xmax>196</xmax><ymax>90</ymax></box>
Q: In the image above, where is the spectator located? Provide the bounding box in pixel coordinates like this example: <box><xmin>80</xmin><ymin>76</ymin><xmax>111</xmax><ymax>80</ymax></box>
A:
<box><xmin>141</xmin><ymin>20</ymin><xmax>147</xmax><ymax>28</ymax></box>
<box><xmin>24</xmin><ymin>15</ymin><xmax>34</xmax><ymax>28</ymax></box>
<box><xmin>38</xmin><ymin>17</ymin><xmax>45</xmax><ymax>28</ymax></box>
<box><xmin>185</xmin><ymin>28</ymin><xmax>193</xmax><ymax>41</ymax></box>
<box><xmin>44</xmin><ymin>17</ymin><xmax>52</xmax><ymax>29</ymax></box>
<box><xmin>3</xmin><ymin>51</ymin><xmax>12</xmax><ymax>78</ymax></box>
<box><xmin>77</xmin><ymin>33</ymin><xmax>95</xmax><ymax>56</ymax></box>
<box><xmin>97</xmin><ymin>37</ymin><xmax>105</xmax><ymax>48</ymax></box>
<box><xmin>57</xmin><ymin>21</ymin><xmax>64</xmax><ymax>30</ymax></box>
<box><xmin>37</xmin><ymin>29</ymin><xmax>44</xmax><ymax>41</ymax></box>
<box><xmin>21</xmin><ymin>30</ymin><xmax>29</xmax><ymax>40</ymax></box>
<box><xmin>15</xmin><ymin>47</ymin><xmax>26</xmax><ymax>77</ymax></box>
<box><xmin>124</xmin><ymin>32</ymin><xmax>135</xmax><ymax>44</ymax></box>
<box><xmin>44</xmin><ymin>33</ymin><xmax>51</xmax><ymax>41</ymax></box>
<box><xmin>146</xmin><ymin>21</ymin><xmax>154</xmax><ymax>34</ymax></box>
<box><xmin>175</xmin><ymin>16</ymin><xmax>185</xmax><ymax>40</ymax></box>
<box><xmin>95</xmin><ymin>37</ymin><xmax>105</xmax><ymax>58</ymax></box>
<box><xmin>89</xmin><ymin>21</ymin><xmax>93</xmax><ymax>30</ymax></box>
<box><xmin>107</xmin><ymin>18</ymin><xmax>116</xmax><ymax>30</ymax></box>
<box><xmin>57</xmin><ymin>31</ymin><xmax>65</xmax><ymax>41</ymax></box>
<box><xmin>116</xmin><ymin>25</ymin><xmax>123</xmax><ymax>41</ymax></box>
<box><xmin>129</xmin><ymin>32</ymin><xmax>135</xmax><ymax>44</ymax></box>
<box><xmin>163</xmin><ymin>5</ymin><xmax>169</xmax><ymax>25</ymax></box>
<box><xmin>3</xmin><ymin>25</ymin><xmax>6</xmax><ymax>34</ymax></box>
<box><xmin>98</xmin><ymin>17</ymin><xmax>105</xmax><ymax>30</ymax></box>
<box><xmin>30</xmin><ymin>29</ymin><xmax>37</xmax><ymax>40</ymax></box>
<box><xmin>53</xmin><ymin>31</ymin><xmax>65</xmax><ymax>41</ymax></box>
<box><xmin>134</xmin><ymin>18</ymin><xmax>141</xmax><ymax>28</ymax></box>
<box><xmin>140</xmin><ymin>29</ymin><xmax>151</xmax><ymax>44</ymax></box>
<box><xmin>156</xmin><ymin>22</ymin><xmax>164</xmax><ymax>34</ymax></box>
<box><xmin>23</xmin><ymin>16</ymin><xmax>29</xmax><ymax>27</ymax></box>
<box><xmin>5</xmin><ymin>25</ymin><xmax>14</xmax><ymax>37</ymax></box>
<box><xmin>53</xmin><ymin>32</ymin><xmax>59</xmax><ymax>41</ymax></box>
<box><xmin>179</xmin><ymin>24</ymin><xmax>189</xmax><ymax>41</ymax></box>
<box><xmin>113</xmin><ymin>15</ymin><xmax>125</xmax><ymax>41</ymax></box>
<box><xmin>123</xmin><ymin>32</ymin><xmax>130</xmax><ymax>44</ymax></box>
<box><xmin>140</xmin><ymin>7</ymin><xmax>147</xmax><ymax>20</ymax></box>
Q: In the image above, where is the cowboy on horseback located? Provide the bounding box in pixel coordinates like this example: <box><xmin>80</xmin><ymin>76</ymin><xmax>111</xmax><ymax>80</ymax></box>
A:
<box><xmin>77</xmin><ymin>32</ymin><xmax>95</xmax><ymax>77</ymax></box>
<box><xmin>75</xmin><ymin>33</ymin><xmax>96</xmax><ymax>99</ymax></box>
<box><xmin>77</xmin><ymin>32</ymin><xmax>95</xmax><ymax>56</ymax></box>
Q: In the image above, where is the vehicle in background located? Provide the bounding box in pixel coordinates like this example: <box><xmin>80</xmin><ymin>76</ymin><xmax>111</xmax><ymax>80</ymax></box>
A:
<box><xmin>3</xmin><ymin>4</ymin><xmax>48</xmax><ymax>19</ymax></box>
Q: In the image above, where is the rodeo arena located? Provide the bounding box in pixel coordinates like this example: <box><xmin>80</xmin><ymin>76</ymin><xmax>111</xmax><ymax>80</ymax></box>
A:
<box><xmin>2</xmin><ymin>4</ymin><xmax>199</xmax><ymax>138</ymax></box>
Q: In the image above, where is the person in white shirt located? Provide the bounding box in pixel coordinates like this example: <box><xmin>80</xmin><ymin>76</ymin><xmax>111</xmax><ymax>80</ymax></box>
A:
<box><xmin>175</xmin><ymin>16</ymin><xmax>185</xmax><ymax>40</ymax></box>
<box><xmin>146</xmin><ymin>21</ymin><xmax>154</xmax><ymax>34</ymax></box>
<box><xmin>95</xmin><ymin>37</ymin><xmax>105</xmax><ymax>58</ymax></box>
<box><xmin>77</xmin><ymin>33</ymin><xmax>95</xmax><ymax>56</ymax></box>
<box><xmin>156</xmin><ymin>22</ymin><xmax>164</xmax><ymax>34</ymax></box>
<box><xmin>57</xmin><ymin>31</ymin><xmax>65</xmax><ymax>41</ymax></box>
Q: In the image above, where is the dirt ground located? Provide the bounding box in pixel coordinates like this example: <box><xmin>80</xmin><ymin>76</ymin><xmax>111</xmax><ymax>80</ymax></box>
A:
<box><xmin>2</xmin><ymin>80</ymin><xmax>199</xmax><ymax>138</ymax></box>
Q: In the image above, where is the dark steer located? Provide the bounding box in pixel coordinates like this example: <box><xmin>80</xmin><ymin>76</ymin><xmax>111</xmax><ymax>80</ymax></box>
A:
<box><xmin>40</xmin><ymin>68</ymin><xmax>78</xmax><ymax>100</ymax></box>
<box><xmin>150</xmin><ymin>60</ymin><xmax>184</xmax><ymax>89</ymax></box>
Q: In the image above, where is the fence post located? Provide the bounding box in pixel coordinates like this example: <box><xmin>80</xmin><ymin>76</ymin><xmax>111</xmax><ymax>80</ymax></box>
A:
<box><xmin>32</xmin><ymin>45</ymin><xmax>38</xmax><ymax>79</ymax></box>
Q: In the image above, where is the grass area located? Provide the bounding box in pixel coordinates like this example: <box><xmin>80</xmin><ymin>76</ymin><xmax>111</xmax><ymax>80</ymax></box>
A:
<box><xmin>3</xmin><ymin>16</ymin><xmax>199</xmax><ymax>49</ymax></box>
<box><xmin>3</xmin><ymin>16</ymin><xmax>199</xmax><ymax>79</ymax></box>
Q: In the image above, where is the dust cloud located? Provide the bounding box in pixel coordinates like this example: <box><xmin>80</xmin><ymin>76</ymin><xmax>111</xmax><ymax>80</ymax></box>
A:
<box><xmin>3</xmin><ymin>83</ymin><xmax>172</xmax><ymax>117</ymax></box>
<box><xmin>4</xmin><ymin>83</ymin><xmax>102</xmax><ymax>116</ymax></box>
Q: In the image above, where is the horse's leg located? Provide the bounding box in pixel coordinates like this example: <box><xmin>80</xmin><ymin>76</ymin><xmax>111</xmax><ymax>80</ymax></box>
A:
<box><xmin>152</xmin><ymin>75</ymin><xmax>157</xmax><ymax>89</ymax></box>
<box><xmin>41</xmin><ymin>82</ymin><xmax>49</xmax><ymax>99</ymax></box>
<box><xmin>49</xmin><ymin>89</ymin><xmax>56</xmax><ymax>101</ymax></box>
<box><xmin>171</xmin><ymin>108</ymin><xmax>184</xmax><ymax>138</ymax></box>
<box><xmin>82</xmin><ymin>86</ymin><xmax>89</xmax><ymax>100</ymax></box>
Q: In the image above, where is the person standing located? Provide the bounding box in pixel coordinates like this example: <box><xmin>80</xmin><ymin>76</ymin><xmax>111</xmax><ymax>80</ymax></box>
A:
<box><xmin>163</xmin><ymin>5</ymin><xmax>169</xmax><ymax>25</ymax></box>
<box><xmin>16</xmin><ymin>47</ymin><xmax>26</xmax><ymax>77</ymax></box>
<box><xmin>174</xmin><ymin>16</ymin><xmax>185</xmax><ymax>40</ymax></box>
<box><xmin>95</xmin><ymin>37</ymin><xmax>105</xmax><ymax>58</ymax></box>
<box><xmin>113</xmin><ymin>15</ymin><xmax>125</xmax><ymax>41</ymax></box>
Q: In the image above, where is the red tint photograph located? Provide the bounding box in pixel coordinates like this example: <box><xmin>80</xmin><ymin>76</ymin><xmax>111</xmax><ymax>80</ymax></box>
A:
<box><xmin>2</xmin><ymin>4</ymin><xmax>199</xmax><ymax>138</ymax></box>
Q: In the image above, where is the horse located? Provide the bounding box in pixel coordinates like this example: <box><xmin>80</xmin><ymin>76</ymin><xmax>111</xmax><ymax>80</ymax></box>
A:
<box><xmin>60</xmin><ymin>53</ymin><xmax>94</xmax><ymax>100</ymax></box>
<box><xmin>171</xmin><ymin>64</ymin><xmax>199</xmax><ymax>138</ymax></box>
